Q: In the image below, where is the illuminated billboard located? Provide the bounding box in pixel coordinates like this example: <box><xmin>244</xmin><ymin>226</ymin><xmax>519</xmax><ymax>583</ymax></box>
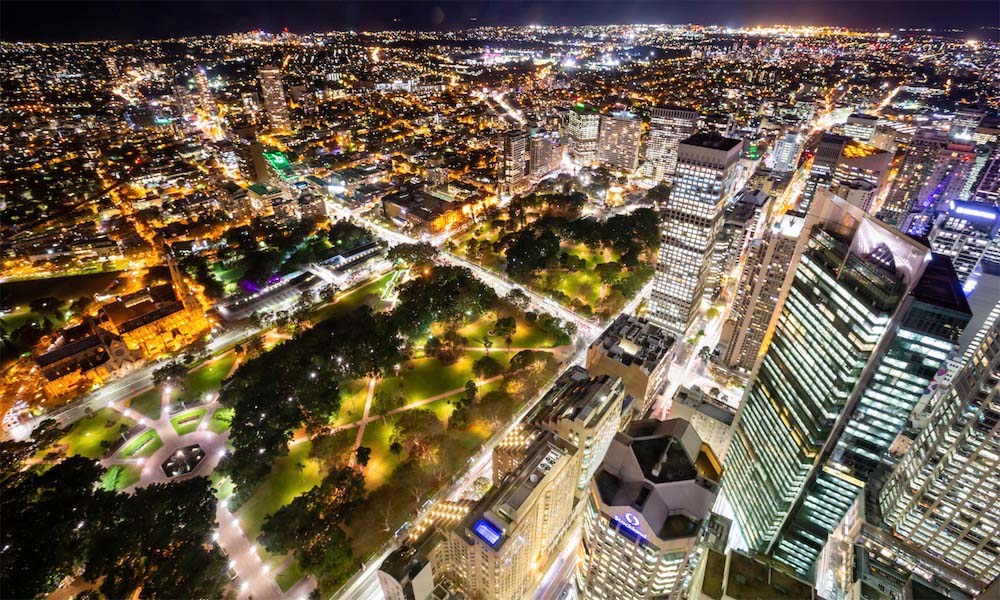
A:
<box><xmin>473</xmin><ymin>518</ymin><xmax>503</xmax><ymax>548</ymax></box>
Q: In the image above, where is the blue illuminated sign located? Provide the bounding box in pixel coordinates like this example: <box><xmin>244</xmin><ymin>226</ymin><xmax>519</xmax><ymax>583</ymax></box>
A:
<box><xmin>612</xmin><ymin>512</ymin><xmax>646</xmax><ymax>542</ymax></box>
<box><xmin>473</xmin><ymin>518</ymin><xmax>502</xmax><ymax>547</ymax></box>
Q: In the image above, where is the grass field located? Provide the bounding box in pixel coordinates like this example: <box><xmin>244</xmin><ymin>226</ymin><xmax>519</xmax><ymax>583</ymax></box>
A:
<box><xmin>127</xmin><ymin>389</ymin><xmax>162</xmax><ymax>420</ymax></box>
<box><xmin>237</xmin><ymin>441</ymin><xmax>327</xmax><ymax>542</ymax></box>
<box><xmin>55</xmin><ymin>408</ymin><xmax>136</xmax><ymax>459</ymax></box>
<box><xmin>208</xmin><ymin>407</ymin><xmax>234</xmax><ymax>434</ymax></box>
<box><xmin>100</xmin><ymin>464</ymin><xmax>141</xmax><ymax>492</ymax></box>
<box><xmin>185</xmin><ymin>354</ymin><xmax>237</xmax><ymax>400</ymax></box>
<box><xmin>309</xmin><ymin>271</ymin><xmax>397</xmax><ymax>324</ymax></box>
<box><xmin>119</xmin><ymin>429</ymin><xmax>163</xmax><ymax>459</ymax></box>
<box><xmin>170</xmin><ymin>408</ymin><xmax>207</xmax><ymax>436</ymax></box>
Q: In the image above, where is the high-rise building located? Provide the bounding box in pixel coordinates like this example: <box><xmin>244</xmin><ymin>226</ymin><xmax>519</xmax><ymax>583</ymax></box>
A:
<box><xmin>597</xmin><ymin>110</ymin><xmax>642</xmax><ymax>172</ymax></box>
<box><xmin>649</xmin><ymin>133</ymin><xmax>741</xmax><ymax>335</ymax></box>
<box><xmin>580</xmin><ymin>418</ymin><xmax>724</xmax><ymax>600</ymax></box>
<box><xmin>566</xmin><ymin>102</ymin><xmax>601</xmax><ymax>166</ymax></box>
<box><xmin>241</xmin><ymin>91</ymin><xmax>261</xmax><ymax>122</ymax></box>
<box><xmin>666</xmin><ymin>386</ymin><xmax>736</xmax><ymax>460</ymax></box>
<box><xmin>712</xmin><ymin>188</ymin><xmax>771</xmax><ymax>299</ymax></box>
<box><xmin>443</xmin><ymin>432</ymin><xmax>577</xmax><ymax>599</ymax></box>
<box><xmin>928</xmin><ymin>200</ymin><xmax>1000</xmax><ymax>286</ymax></box>
<box><xmin>499</xmin><ymin>129</ymin><xmax>530</xmax><ymax>196</ymax></box>
<box><xmin>724</xmin><ymin>189</ymin><xmax>971</xmax><ymax>577</ymax></box>
<box><xmin>586</xmin><ymin>313</ymin><xmax>674</xmax><ymax>418</ymax></box>
<box><xmin>878</xmin><ymin>317</ymin><xmax>999</xmax><ymax>586</ymax></box>
<box><xmin>801</xmin><ymin>134</ymin><xmax>891</xmax><ymax>213</ymax></box>
<box><xmin>528</xmin><ymin>128</ymin><xmax>561</xmax><ymax>181</ymax></box>
<box><xmin>644</xmin><ymin>106</ymin><xmax>699</xmax><ymax>182</ymax></box>
<box><xmin>721</xmin><ymin>212</ymin><xmax>804</xmax><ymax>373</ymax></box>
<box><xmin>950</xmin><ymin>108</ymin><xmax>984</xmax><ymax>142</ymax></box>
<box><xmin>258</xmin><ymin>65</ymin><xmax>291</xmax><ymax>131</ymax></box>
<box><xmin>534</xmin><ymin>369</ymin><xmax>625</xmax><ymax>495</ymax></box>
<box><xmin>772</xmin><ymin>132</ymin><xmax>803</xmax><ymax>174</ymax></box>
<box><xmin>843</xmin><ymin>113</ymin><xmax>878</xmax><ymax>143</ymax></box>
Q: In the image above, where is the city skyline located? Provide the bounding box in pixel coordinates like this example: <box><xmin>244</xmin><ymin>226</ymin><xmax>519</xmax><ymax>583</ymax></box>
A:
<box><xmin>2</xmin><ymin>11</ymin><xmax>997</xmax><ymax>600</ymax></box>
<box><xmin>3</xmin><ymin>1</ymin><xmax>999</xmax><ymax>42</ymax></box>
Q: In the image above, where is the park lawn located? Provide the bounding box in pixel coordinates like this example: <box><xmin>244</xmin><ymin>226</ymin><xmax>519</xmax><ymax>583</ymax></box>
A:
<box><xmin>360</xmin><ymin>414</ymin><xmax>399</xmax><ymax>490</ymax></box>
<box><xmin>376</xmin><ymin>351</ymin><xmax>509</xmax><ymax>405</ymax></box>
<box><xmin>553</xmin><ymin>269</ymin><xmax>603</xmax><ymax>307</ymax></box>
<box><xmin>210</xmin><ymin>471</ymin><xmax>235</xmax><ymax>501</ymax></box>
<box><xmin>185</xmin><ymin>354</ymin><xmax>237</xmax><ymax>400</ymax></box>
<box><xmin>127</xmin><ymin>389</ymin><xmax>162</xmax><ymax>420</ymax></box>
<box><xmin>100</xmin><ymin>464</ymin><xmax>141</xmax><ymax>492</ymax></box>
<box><xmin>275</xmin><ymin>560</ymin><xmax>308</xmax><ymax>592</ymax></box>
<box><xmin>119</xmin><ymin>429</ymin><xmax>163</xmax><ymax>459</ymax></box>
<box><xmin>332</xmin><ymin>378</ymin><xmax>370</xmax><ymax>427</ymax></box>
<box><xmin>170</xmin><ymin>408</ymin><xmax>207</xmax><ymax>436</ymax></box>
<box><xmin>57</xmin><ymin>408</ymin><xmax>136</xmax><ymax>459</ymax></box>
<box><xmin>237</xmin><ymin>440</ymin><xmax>327</xmax><ymax>542</ymax></box>
<box><xmin>309</xmin><ymin>271</ymin><xmax>396</xmax><ymax>323</ymax></box>
<box><xmin>208</xmin><ymin>407</ymin><xmax>234</xmax><ymax>434</ymax></box>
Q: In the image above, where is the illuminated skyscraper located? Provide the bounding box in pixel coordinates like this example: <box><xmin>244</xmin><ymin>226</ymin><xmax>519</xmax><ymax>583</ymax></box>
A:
<box><xmin>801</xmin><ymin>133</ymin><xmax>891</xmax><ymax>213</ymax></box>
<box><xmin>772</xmin><ymin>132</ymin><xmax>803</xmax><ymax>174</ymax></box>
<box><xmin>258</xmin><ymin>65</ymin><xmax>291</xmax><ymax>131</ymax></box>
<box><xmin>927</xmin><ymin>200</ymin><xmax>1000</xmax><ymax>286</ymax></box>
<box><xmin>724</xmin><ymin>190</ymin><xmax>971</xmax><ymax>577</ymax></box>
<box><xmin>597</xmin><ymin>110</ymin><xmax>641</xmax><ymax>172</ymax></box>
<box><xmin>878</xmin><ymin>317</ymin><xmax>999</xmax><ymax>586</ymax></box>
<box><xmin>843</xmin><ymin>113</ymin><xmax>878</xmax><ymax>143</ymax></box>
<box><xmin>649</xmin><ymin>133</ymin><xmax>741</xmax><ymax>335</ymax></box>
<box><xmin>499</xmin><ymin>128</ymin><xmax>530</xmax><ymax>195</ymax></box>
<box><xmin>534</xmin><ymin>368</ymin><xmax>625</xmax><ymax>495</ymax></box>
<box><xmin>528</xmin><ymin>128</ymin><xmax>561</xmax><ymax>181</ymax></box>
<box><xmin>566</xmin><ymin>102</ymin><xmax>601</xmax><ymax>166</ymax></box>
<box><xmin>722</xmin><ymin>212</ymin><xmax>803</xmax><ymax>373</ymax></box>
<box><xmin>580</xmin><ymin>418</ymin><xmax>724</xmax><ymax>600</ymax></box>
<box><xmin>644</xmin><ymin>105</ymin><xmax>699</xmax><ymax>182</ymax></box>
<box><xmin>443</xmin><ymin>432</ymin><xmax>577</xmax><ymax>599</ymax></box>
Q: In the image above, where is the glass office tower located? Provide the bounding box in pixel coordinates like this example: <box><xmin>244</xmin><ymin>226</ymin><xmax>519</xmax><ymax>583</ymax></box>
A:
<box><xmin>723</xmin><ymin>189</ymin><xmax>969</xmax><ymax>577</ymax></box>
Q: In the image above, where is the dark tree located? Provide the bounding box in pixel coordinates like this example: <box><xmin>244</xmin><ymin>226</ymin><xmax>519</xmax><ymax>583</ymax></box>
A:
<box><xmin>355</xmin><ymin>446</ymin><xmax>372</xmax><ymax>467</ymax></box>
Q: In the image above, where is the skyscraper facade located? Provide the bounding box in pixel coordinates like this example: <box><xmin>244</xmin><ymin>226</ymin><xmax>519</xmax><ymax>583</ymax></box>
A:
<box><xmin>772</xmin><ymin>132</ymin><xmax>803</xmax><ymax>174</ymax></box>
<box><xmin>648</xmin><ymin>133</ymin><xmax>741</xmax><ymax>335</ymax></box>
<box><xmin>878</xmin><ymin>317</ymin><xmax>999</xmax><ymax>585</ymax></box>
<box><xmin>499</xmin><ymin>128</ymin><xmax>530</xmax><ymax>195</ymax></box>
<box><xmin>443</xmin><ymin>432</ymin><xmax>577</xmax><ymax>599</ymax></box>
<box><xmin>258</xmin><ymin>65</ymin><xmax>291</xmax><ymax>131</ymax></box>
<box><xmin>597</xmin><ymin>110</ymin><xmax>642</xmax><ymax>172</ymax></box>
<box><xmin>566</xmin><ymin>102</ymin><xmax>601</xmax><ymax>166</ymax></box>
<box><xmin>580</xmin><ymin>418</ymin><xmax>723</xmax><ymax>600</ymax></box>
<box><xmin>722</xmin><ymin>212</ymin><xmax>804</xmax><ymax>373</ymax></box>
<box><xmin>644</xmin><ymin>106</ymin><xmax>699</xmax><ymax>182</ymax></box>
<box><xmin>724</xmin><ymin>190</ymin><xmax>970</xmax><ymax>577</ymax></box>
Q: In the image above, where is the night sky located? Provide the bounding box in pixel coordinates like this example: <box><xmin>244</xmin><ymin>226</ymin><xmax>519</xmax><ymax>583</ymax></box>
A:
<box><xmin>2</xmin><ymin>1</ymin><xmax>998</xmax><ymax>42</ymax></box>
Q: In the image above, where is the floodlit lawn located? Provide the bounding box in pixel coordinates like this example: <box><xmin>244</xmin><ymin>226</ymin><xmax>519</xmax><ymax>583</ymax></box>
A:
<box><xmin>332</xmin><ymin>379</ymin><xmax>369</xmax><ymax>427</ymax></box>
<box><xmin>119</xmin><ymin>429</ymin><xmax>163</xmax><ymax>459</ymax></box>
<box><xmin>185</xmin><ymin>354</ymin><xmax>237</xmax><ymax>400</ymax></box>
<box><xmin>208</xmin><ymin>407</ymin><xmax>234</xmax><ymax>434</ymax></box>
<box><xmin>360</xmin><ymin>414</ymin><xmax>399</xmax><ymax>490</ymax></box>
<box><xmin>170</xmin><ymin>408</ymin><xmax>207</xmax><ymax>436</ymax></box>
<box><xmin>275</xmin><ymin>560</ymin><xmax>308</xmax><ymax>592</ymax></box>
<box><xmin>376</xmin><ymin>351</ymin><xmax>509</xmax><ymax>405</ymax></box>
<box><xmin>210</xmin><ymin>471</ymin><xmax>235</xmax><ymax>501</ymax></box>
<box><xmin>237</xmin><ymin>441</ymin><xmax>326</xmax><ymax>542</ymax></box>
<box><xmin>309</xmin><ymin>271</ymin><xmax>397</xmax><ymax>323</ymax></box>
<box><xmin>127</xmin><ymin>389</ymin><xmax>162</xmax><ymax>420</ymax></box>
<box><xmin>553</xmin><ymin>269</ymin><xmax>603</xmax><ymax>307</ymax></box>
<box><xmin>100</xmin><ymin>464</ymin><xmax>140</xmax><ymax>492</ymax></box>
<box><xmin>58</xmin><ymin>409</ymin><xmax>136</xmax><ymax>459</ymax></box>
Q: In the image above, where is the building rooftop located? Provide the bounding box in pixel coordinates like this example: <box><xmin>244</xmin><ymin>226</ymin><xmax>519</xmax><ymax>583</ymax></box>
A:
<box><xmin>534</xmin><ymin>370</ymin><xmax>623</xmax><ymax>430</ymax></box>
<box><xmin>680</xmin><ymin>132</ymin><xmax>742</xmax><ymax>152</ymax></box>
<box><xmin>911</xmin><ymin>252</ymin><xmax>972</xmax><ymax>316</ymax></box>
<box><xmin>592</xmin><ymin>418</ymin><xmax>721</xmax><ymax>543</ymax></box>
<box><xmin>591</xmin><ymin>314</ymin><xmax>674</xmax><ymax>375</ymax></box>
<box><xmin>457</xmin><ymin>432</ymin><xmax>576</xmax><ymax>551</ymax></box>
<box><xmin>698</xmin><ymin>549</ymin><xmax>816</xmax><ymax>600</ymax></box>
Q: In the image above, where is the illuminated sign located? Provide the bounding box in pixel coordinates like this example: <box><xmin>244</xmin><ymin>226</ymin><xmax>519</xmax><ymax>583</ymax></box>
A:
<box><xmin>949</xmin><ymin>201</ymin><xmax>997</xmax><ymax>221</ymax></box>
<box><xmin>473</xmin><ymin>518</ymin><xmax>502</xmax><ymax>548</ymax></box>
<box><xmin>612</xmin><ymin>512</ymin><xmax>646</xmax><ymax>541</ymax></box>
